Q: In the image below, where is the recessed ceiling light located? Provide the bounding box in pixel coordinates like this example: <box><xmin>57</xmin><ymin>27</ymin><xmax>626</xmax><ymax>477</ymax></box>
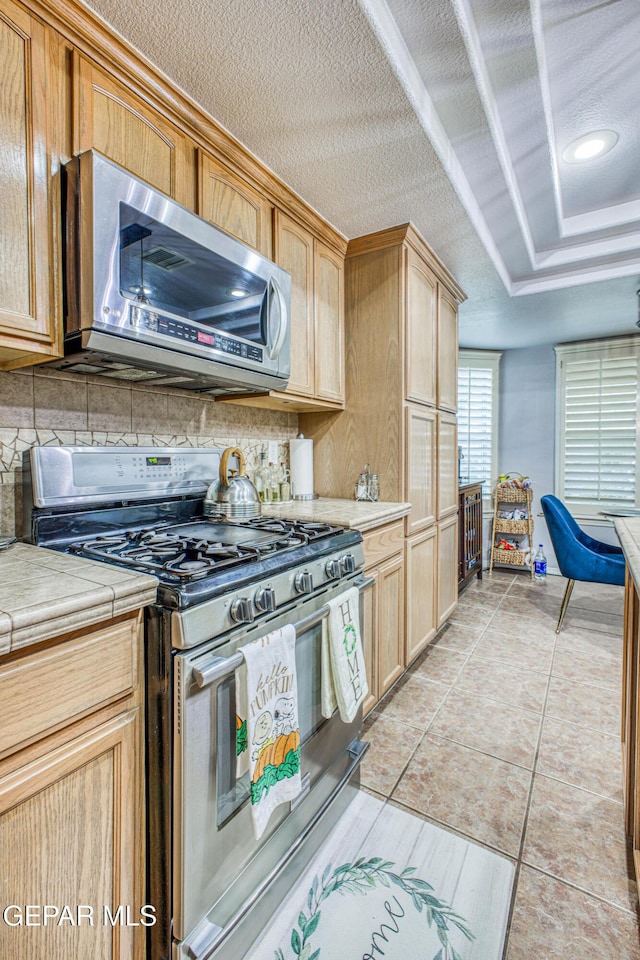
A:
<box><xmin>229</xmin><ymin>288</ymin><xmax>247</xmax><ymax>298</ymax></box>
<box><xmin>562</xmin><ymin>130</ymin><xmax>618</xmax><ymax>164</ymax></box>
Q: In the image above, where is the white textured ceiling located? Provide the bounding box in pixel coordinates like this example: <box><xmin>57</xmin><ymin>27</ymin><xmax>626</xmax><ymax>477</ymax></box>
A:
<box><xmin>83</xmin><ymin>0</ymin><xmax>640</xmax><ymax>348</ymax></box>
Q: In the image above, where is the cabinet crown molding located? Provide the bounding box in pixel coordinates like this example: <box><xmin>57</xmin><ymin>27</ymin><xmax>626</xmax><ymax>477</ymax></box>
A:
<box><xmin>346</xmin><ymin>222</ymin><xmax>466</xmax><ymax>303</ymax></box>
<box><xmin>23</xmin><ymin>0</ymin><xmax>347</xmax><ymax>254</ymax></box>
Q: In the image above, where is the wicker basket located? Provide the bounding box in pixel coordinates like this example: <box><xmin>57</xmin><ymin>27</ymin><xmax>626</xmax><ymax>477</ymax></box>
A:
<box><xmin>491</xmin><ymin>547</ymin><xmax>530</xmax><ymax>566</ymax></box>
<box><xmin>495</xmin><ymin>486</ymin><xmax>532</xmax><ymax>504</ymax></box>
<box><xmin>494</xmin><ymin>518</ymin><xmax>530</xmax><ymax>535</ymax></box>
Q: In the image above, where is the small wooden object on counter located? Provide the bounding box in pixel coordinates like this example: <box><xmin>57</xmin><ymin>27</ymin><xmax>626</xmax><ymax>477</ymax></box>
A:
<box><xmin>458</xmin><ymin>482</ymin><xmax>483</xmax><ymax>588</ymax></box>
<box><xmin>489</xmin><ymin>481</ymin><xmax>534</xmax><ymax>579</ymax></box>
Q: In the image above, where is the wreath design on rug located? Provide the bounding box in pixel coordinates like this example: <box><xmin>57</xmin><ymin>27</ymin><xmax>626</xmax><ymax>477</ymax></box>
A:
<box><xmin>274</xmin><ymin>856</ymin><xmax>474</xmax><ymax>960</ymax></box>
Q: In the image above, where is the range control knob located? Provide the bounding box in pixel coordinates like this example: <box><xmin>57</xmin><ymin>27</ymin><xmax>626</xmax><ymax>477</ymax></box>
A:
<box><xmin>254</xmin><ymin>586</ymin><xmax>276</xmax><ymax>613</ymax></box>
<box><xmin>340</xmin><ymin>553</ymin><xmax>357</xmax><ymax>574</ymax></box>
<box><xmin>325</xmin><ymin>558</ymin><xmax>342</xmax><ymax>579</ymax></box>
<box><xmin>294</xmin><ymin>571</ymin><xmax>314</xmax><ymax>594</ymax></box>
<box><xmin>230</xmin><ymin>597</ymin><xmax>255</xmax><ymax>623</ymax></box>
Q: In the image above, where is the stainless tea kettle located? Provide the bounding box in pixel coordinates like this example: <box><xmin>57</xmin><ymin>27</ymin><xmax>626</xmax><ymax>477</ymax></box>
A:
<box><xmin>204</xmin><ymin>447</ymin><xmax>261</xmax><ymax>520</ymax></box>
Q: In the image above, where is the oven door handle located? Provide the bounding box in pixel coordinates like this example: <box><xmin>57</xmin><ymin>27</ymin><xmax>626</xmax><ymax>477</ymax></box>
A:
<box><xmin>192</xmin><ymin>574</ymin><xmax>375</xmax><ymax>689</ymax></box>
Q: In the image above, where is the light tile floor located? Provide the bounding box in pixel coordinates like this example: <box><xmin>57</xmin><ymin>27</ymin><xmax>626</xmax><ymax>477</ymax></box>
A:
<box><xmin>361</xmin><ymin>569</ymin><xmax>640</xmax><ymax>958</ymax></box>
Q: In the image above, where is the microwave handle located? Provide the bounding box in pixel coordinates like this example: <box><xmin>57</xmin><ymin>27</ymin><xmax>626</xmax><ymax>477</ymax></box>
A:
<box><xmin>266</xmin><ymin>276</ymin><xmax>288</xmax><ymax>361</ymax></box>
<box><xmin>192</xmin><ymin>575</ymin><xmax>375</xmax><ymax>689</ymax></box>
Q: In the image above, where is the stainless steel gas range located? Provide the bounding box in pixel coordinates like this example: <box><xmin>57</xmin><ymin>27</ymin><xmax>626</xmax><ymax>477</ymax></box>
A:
<box><xmin>23</xmin><ymin>445</ymin><xmax>370</xmax><ymax>960</ymax></box>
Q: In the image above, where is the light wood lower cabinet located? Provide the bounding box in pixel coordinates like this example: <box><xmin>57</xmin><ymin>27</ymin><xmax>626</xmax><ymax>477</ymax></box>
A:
<box><xmin>362</xmin><ymin>522</ymin><xmax>405</xmax><ymax>715</ymax></box>
<box><xmin>405</xmin><ymin>525</ymin><xmax>437</xmax><ymax>664</ymax></box>
<box><xmin>623</xmin><ymin>569</ymin><xmax>640</xmax><ymax>873</ymax></box>
<box><xmin>437</xmin><ymin>513</ymin><xmax>459</xmax><ymax>626</ymax></box>
<box><xmin>0</xmin><ymin>613</ymin><xmax>145</xmax><ymax>960</ymax></box>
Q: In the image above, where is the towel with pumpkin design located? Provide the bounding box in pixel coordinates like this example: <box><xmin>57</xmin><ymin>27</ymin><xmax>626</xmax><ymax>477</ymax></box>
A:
<box><xmin>238</xmin><ymin>624</ymin><xmax>302</xmax><ymax>839</ymax></box>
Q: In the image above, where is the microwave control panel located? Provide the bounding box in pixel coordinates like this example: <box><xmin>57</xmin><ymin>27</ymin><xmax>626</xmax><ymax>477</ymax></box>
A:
<box><xmin>128</xmin><ymin>305</ymin><xmax>264</xmax><ymax>362</ymax></box>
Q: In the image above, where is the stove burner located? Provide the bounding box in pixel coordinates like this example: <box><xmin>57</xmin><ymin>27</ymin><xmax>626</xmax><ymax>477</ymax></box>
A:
<box><xmin>66</xmin><ymin>515</ymin><xmax>348</xmax><ymax>584</ymax></box>
<box><xmin>166</xmin><ymin>556</ymin><xmax>216</xmax><ymax>574</ymax></box>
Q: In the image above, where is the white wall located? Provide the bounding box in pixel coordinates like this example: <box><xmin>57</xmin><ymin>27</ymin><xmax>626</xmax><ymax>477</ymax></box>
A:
<box><xmin>497</xmin><ymin>344</ymin><xmax>620</xmax><ymax>575</ymax></box>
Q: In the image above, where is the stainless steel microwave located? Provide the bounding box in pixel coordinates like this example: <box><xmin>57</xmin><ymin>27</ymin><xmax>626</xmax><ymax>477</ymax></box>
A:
<box><xmin>54</xmin><ymin>151</ymin><xmax>291</xmax><ymax>395</ymax></box>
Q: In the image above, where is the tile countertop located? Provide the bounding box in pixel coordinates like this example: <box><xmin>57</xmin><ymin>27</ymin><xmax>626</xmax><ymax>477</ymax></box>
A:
<box><xmin>262</xmin><ymin>497</ymin><xmax>411</xmax><ymax>532</ymax></box>
<box><xmin>0</xmin><ymin>542</ymin><xmax>158</xmax><ymax>658</ymax></box>
<box><xmin>614</xmin><ymin>517</ymin><xmax>640</xmax><ymax>587</ymax></box>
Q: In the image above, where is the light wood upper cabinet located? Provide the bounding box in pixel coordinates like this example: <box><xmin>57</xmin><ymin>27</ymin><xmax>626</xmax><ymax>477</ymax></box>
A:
<box><xmin>199</xmin><ymin>151</ymin><xmax>273</xmax><ymax>257</ymax></box>
<box><xmin>437</xmin><ymin>410</ymin><xmax>458</xmax><ymax>520</ymax></box>
<box><xmin>73</xmin><ymin>54</ymin><xmax>195</xmax><ymax>208</ymax></box>
<box><xmin>273</xmin><ymin>210</ymin><xmax>315</xmax><ymax>397</ymax></box>
<box><xmin>405</xmin><ymin>245</ymin><xmax>437</xmax><ymax>406</ymax></box>
<box><xmin>314</xmin><ymin>240</ymin><xmax>344</xmax><ymax>404</ymax></box>
<box><xmin>437</xmin><ymin>285</ymin><xmax>459</xmax><ymax>412</ymax></box>
<box><xmin>405</xmin><ymin>402</ymin><xmax>437</xmax><ymax>535</ymax></box>
<box><xmin>0</xmin><ymin>0</ymin><xmax>61</xmax><ymax>368</ymax></box>
<box><xmin>223</xmin><ymin>212</ymin><xmax>346</xmax><ymax>411</ymax></box>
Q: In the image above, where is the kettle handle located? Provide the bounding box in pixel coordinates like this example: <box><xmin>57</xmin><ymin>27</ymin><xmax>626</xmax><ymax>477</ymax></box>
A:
<box><xmin>219</xmin><ymin>447</ymin><xmax>246</xmax><ymax>484</ymax></box>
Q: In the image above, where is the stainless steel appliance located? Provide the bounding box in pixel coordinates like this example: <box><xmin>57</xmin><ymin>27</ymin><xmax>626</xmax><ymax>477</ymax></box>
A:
<box><xmin>52</xmin><ymin>151</ymin><xmax>291</xmax><ymax>395</ymax></box>
<box><xmin>23</xmin><ymin>445</ymin><xmax>370</xmax><ymax>960</ymax></box>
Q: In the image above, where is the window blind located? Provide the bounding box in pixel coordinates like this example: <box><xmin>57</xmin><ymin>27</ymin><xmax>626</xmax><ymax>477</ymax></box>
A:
<box><xmin>561</xmin><ymin>353</ymin><xmax>639</xmax><ymax>506</ymax></box>
<box><xmin>457</xmin><ymin>366</ymin><xmax>495</xmax><ymax>488</ymax></box>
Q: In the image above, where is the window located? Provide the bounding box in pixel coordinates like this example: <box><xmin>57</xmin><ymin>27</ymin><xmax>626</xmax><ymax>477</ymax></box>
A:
<box><xmin>457</xmin><ymin>351</ymin><xmax>501</xmax><ymax>493</ymax></box>
<box><xmin>555</xmin><ymin>336</ymin><xmax>640</xmax><ymax>516</ymax></box>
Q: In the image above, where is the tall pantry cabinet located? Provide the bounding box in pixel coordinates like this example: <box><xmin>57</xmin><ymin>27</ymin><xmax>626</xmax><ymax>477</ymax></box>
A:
<box><xmin>301</xmin><ymin>223</ymin><xmax>464</xmax><ymax>678</ymax></box>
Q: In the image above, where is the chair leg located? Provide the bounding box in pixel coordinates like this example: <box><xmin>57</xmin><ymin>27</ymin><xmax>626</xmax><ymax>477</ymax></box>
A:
<box><xmin>556</xmin><ymin>579</ymin><xmax>575</xmax><ymax>633</ymax></box>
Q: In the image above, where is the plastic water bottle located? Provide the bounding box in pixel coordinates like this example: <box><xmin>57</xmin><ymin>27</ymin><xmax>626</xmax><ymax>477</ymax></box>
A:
<box><xmin>534</xmin><ymin>545</ymin><xmax>547</xmax><ymax>581</ymax></box>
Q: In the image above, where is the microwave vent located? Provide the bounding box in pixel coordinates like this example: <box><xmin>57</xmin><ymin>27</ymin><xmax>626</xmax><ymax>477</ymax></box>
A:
<box><xmin>141</xmin><ymin>245</ymin><xmax>194</xmax><ymax>272</ymax></box>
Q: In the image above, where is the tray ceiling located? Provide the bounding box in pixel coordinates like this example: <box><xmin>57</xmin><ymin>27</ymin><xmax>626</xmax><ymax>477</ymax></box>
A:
<box><xmin>83</xmin><ymin>0</ymin><xmax>640</xmax><ymax>348</ymax></box>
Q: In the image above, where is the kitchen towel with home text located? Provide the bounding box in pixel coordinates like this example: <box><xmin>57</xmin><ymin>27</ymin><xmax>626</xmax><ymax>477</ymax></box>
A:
<box><xmin>322</xmin><ymin>586</ymin><xmax>367</xmax><ymax>723</ymax></box>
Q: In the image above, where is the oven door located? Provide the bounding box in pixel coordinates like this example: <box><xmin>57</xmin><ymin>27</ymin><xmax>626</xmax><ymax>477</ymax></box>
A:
<box><xmin>172</xmin><ymin>573</ymin><xmax>372</xmax><ymax>959</ymax></box>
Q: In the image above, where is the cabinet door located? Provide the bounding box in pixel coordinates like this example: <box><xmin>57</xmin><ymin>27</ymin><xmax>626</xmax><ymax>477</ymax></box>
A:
<box><xmin>199</xmin><ymin>151</ymin><xmax>273</xmax><ymax>257</ymax></box>
<box><xmin>623</xmin><ymin>572</ymin><xmax>638</xmax><ymax>838</ymax></box>
<box><xmin>437</xmin><ymin>285</ymin><xmax>459</xmax><ymax>412</ymax></box>
<box><xmin>437</xmin><ymin>513</ymin><xmax>459</xmax><ymax>627</ymax></box>
<box><xmin>377</xmin><ymin>553</ymin><xmax>405</xmax><ymax>696</ymax></box>
<box><xmin>405</xmin><ymin>525</ymin><xmax>437</xmax><ymax>663</ymax></box>
<box><xmin>314</xmin><ymin>240</ymin><xmax>345</xmax><ymax>404</ymax></box>
<box><xmin>361</xmin><ymin>570</ymin><xmax>378</xmax><ymax>715</ymax></box>
<box><xmin>73</xmin><ymin>54</ymin><xmax>195</xmax><ymax>207</ymax></box>
<box><xmin>437</xmin><ymin>411</ymin><xmax>458</xmax><ymax>519</ymax></box>
<box><xmin>274</xmin><ymin>210</ymin><xmax>314</xmax><ymax>396</ymax></box>
<box><xmin>405</xmin><ymin>245</ymin><xmax>437</xmax><ymax>406</ymax></box>
<box><xmin>0</xmin><ymin>709</ymin><xmax>143</xmax><ymax>960</ymax></box>
<box><xmin>405</xmin><ymin>403</ymin><xmax>437</xmax><ymax>535</ymax></box>
<box><xmin>0</xmin><ymin>0</ymin><xmax>60</xmax><ymax>366</ymax></box>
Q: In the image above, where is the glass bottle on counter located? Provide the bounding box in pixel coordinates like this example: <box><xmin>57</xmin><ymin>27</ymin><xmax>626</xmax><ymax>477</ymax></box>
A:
<box><xmin>279</xmin><ymin>463</ymin><xmax>291</xmax><ymax>502</ymax></box>
<box><xmin>369</xmin><ymin>474</ymin><xmax>379</xmax><ymax>501</ymax></box>
<box><xmin>254</xmin><ymin>451</ymin><xmax>271</xmax><ymax>502</ymax></box>
<box><xmin>269</xmin><ymin>462</ymin><xmax>281</xmax><ymax>502</ymax></box>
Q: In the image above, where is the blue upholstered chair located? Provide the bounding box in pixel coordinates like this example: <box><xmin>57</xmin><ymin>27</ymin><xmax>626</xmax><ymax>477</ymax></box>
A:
<box><xmin>540</xmin><ymin>494</ymin><xmax>625</xmax><ymax>633</ymax></box>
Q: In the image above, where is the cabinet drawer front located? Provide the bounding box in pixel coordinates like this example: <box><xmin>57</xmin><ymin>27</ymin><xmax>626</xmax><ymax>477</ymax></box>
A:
<box><xmin>0</xmin><ymin>616</ymin><xmax>139</xmax><ymax>756</ymax></box>
<box><xmin>363</xmin><ymin>521</ymin><xmax>405</xmax><ymax>568</ymax></box>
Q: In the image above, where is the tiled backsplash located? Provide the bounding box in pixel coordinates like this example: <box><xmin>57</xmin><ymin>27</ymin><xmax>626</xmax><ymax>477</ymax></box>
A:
<box><xmin>0</xmin><ymin>366</ymin><xmax>298</xmax><ymax>537</ymax></box>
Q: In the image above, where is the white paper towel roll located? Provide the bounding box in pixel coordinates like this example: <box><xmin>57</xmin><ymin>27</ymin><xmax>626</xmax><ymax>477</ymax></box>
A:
<box><xmin>289</xmin><ymin>437</ymin><xmax>314</xmax><ymax>499</ymax></box>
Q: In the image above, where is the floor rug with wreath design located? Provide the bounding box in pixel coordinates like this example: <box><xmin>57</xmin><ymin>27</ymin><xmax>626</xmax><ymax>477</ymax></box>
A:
<box><xmin>245</xmin><ymin>790</ymin><xmax>514</xmax><ymax>960</ymax></box>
